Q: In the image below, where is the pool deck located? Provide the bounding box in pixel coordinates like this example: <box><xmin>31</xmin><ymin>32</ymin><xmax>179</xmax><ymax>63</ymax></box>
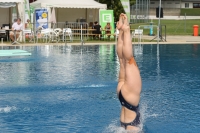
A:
<box><xmin>0</xmin><ymin>35</ymin><xmax>200</xmax><ymax>46</ymax></box>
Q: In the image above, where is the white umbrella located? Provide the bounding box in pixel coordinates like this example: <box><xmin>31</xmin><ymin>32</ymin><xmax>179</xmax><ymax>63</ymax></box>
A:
<box><xmin>50</xmin><ymin>7</ymin><xmax>56</xmax><ymax>23</ymax></box>
<box><xmin>48</xmin><ymin>7</ymin><xmax>51</xmax><ymax>28</ymax></box>
<box><xmin>50</xmin><ymin>7</ymin><xmax>56</xmax><ymax>28</ymax></box>
<box><xmin>17</xmin><ymin>2</ymin><xmax>23</xmax><ymax>22</ymax></box>
<box><xmin>24</xmin><ymin>0</ymin><xmax>30</xmax><ymax>22</ymax></box>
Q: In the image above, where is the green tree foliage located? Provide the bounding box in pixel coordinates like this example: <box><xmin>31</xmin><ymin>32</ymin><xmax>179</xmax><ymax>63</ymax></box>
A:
<box><xmin>130</xmin><ymin>0</ymin><xmax>136</xmax><ymax>6</ymax></box>
<box><xmin>98</xmin><ymin>0</ymin><xmax>136</xmax><ymax>22</ymax></box>
<box><xmin>98</xmin><ymin>0</ymin><xmax>124</xmax><ymax>22</ymax></box>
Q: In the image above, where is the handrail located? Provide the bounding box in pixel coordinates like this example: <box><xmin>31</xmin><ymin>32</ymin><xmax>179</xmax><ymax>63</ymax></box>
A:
<box><xmin>138</xmin><ymin>25</ymin><xmax>159</xmax><ymax>45</ymax></box>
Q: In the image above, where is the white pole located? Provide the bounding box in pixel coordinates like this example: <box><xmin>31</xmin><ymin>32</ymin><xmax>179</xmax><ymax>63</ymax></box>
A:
<box><xmin>81</xmin><ymin>25</ymin><xmax>83</xmax><ymax>42</ymax></box>
<box><xmin>158</xmin><ymin>0</ymin><xmax>161</xmax><ymax>42</ymax></box>
<box><xmin>157</xmin><ymin>26</ymin><xmax>159</xmax><ymax>44</ymax></box>
<box><xmin>81</xmin><ymin>24</ymin><xmax>83</xmax><ymax>49</ymax></box>
<box><xmin>81</xmin><ymin>24</ymin><xmax>83</xmax><ymax>52</ymax></box>
<box><xmin>158</xmin><ymin>0</ymin><xmax>161</xmax><ymax>26</ymax></box>
<box><xmin>23</xmin><ymin>2</ymin><xmax>26</xmax><ymax>42</ymax></box>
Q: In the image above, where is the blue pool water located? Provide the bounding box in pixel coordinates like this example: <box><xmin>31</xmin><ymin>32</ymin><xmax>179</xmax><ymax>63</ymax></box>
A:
<box><xmin>0</xmin><ymin>44</ymin><xmax>200</xmax><ymax>133</ymax></box>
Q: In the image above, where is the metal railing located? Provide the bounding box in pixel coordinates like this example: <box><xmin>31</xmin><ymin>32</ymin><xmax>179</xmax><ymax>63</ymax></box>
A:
<box><xmin>1</xmin><ymin>22</ymin><xmax>130</xmax><ymax>44</ymax></box>
<box><xmin>131</xmin><ymin>0</ymin><xmax>150</xmax><ymax>23</ymax></box>
<box><xmin>138</xmin><ymin>25</ymin><xmax>159</xmax><ymax>44</ymax></box>
<box><xmin>29</xmin><ymin>22</ymin><xmax>90</xmax><ymax>43</ymax></box>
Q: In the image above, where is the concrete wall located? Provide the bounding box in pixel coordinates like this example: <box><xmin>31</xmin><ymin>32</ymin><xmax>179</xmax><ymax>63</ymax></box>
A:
<box><xmin>150</xmin><ymin>1</ymin><xmax>181</xmax><ymax>8</ymax></box>
<box><xmin>86</xmin><ymin>9</ymin><xmax>99</xmax><ymax>23</ymax></box>
<box><xmin>150</xmin><ymin>1</ymin><xmax>194</xmax><ymax>9</ymax></box>
<box><xmin>150</xmin><ymin>8</ymin><xmax>180</xmax><ymax>16</ymax></box>
<box><xmin>56</xmin><ymin>8</ymin><xmax>99</xmax><ymax>23</ymax></box>
<box><xmin>57</xmin><ymin>8</ymin><xmax>86</xmax><ymax>22</ymax></box>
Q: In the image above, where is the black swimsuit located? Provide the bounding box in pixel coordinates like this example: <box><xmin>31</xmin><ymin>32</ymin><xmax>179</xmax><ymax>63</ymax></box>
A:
<box><xmin>118</xmin><ymin>90</ymin><xmax>140</xmax><ymax>129</ymax></box>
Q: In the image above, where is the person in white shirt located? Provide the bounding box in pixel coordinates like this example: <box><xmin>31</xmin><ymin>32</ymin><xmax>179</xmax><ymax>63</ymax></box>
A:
<box><xmin>9</xmin><ymin>18</ymin><xmax>23</xmax><ymax>42</ymax></box>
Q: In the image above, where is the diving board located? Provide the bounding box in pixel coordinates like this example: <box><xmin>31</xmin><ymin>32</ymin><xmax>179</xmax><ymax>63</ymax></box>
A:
<box><xmin>0</xmin><ymin>50</ymin><xmax>32</xmax><ymax>56</ymax></box>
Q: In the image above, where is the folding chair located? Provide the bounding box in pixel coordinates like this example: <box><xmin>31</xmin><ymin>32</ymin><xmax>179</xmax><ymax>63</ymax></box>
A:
<box><xmin>23</xmin><ymin>29</ymin><xmax>35</xmax><ymax>43</ymax></box>
<box><xmin>53</xmin><ymin>28</ymin><xmax>63</xmax><ymax>42</ymax></box>
<box><xmin>36</xmin><ymin>29</ymin><xmax>52</xmax><ymax>43</ymax></box>
<box><xmin>132</xmin><ymin>29</ymin><xmax>144</xmax><ymax>42</ymax></box>
<box><xmin>49</xmin><ymin>30</ymin><xmax>60</xmax><ymax>43</ymax></box>
<box><xmin>62</xmin><ymin>28</ymin><xmax>73</xmax><ymax>42</ymax></box>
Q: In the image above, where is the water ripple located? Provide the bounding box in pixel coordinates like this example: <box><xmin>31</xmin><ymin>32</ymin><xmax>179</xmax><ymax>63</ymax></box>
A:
<box><xmin>0</xmin><ymin>44</ymin><xmax>200</xmax><ymax>133</ymax></box>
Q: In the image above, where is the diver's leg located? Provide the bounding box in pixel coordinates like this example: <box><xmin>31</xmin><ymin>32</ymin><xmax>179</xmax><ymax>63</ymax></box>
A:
<box><xmin>121</xmin><ymin>15</ymin><xmax>135</xmax><ymax>63</ymax></box>
<box><xmin>116</xmin><ymin>14</ymin><xmax>125</xmax><ymax>93</ymax></box>
<box><xmin>121</xmin><ymin>14</ymin><xmax>142</xmax><ymax>131</ymax></box>
<box><xmin>121</xmin><ymin>14</ymin><xmax>141</xmax><ymax>96</ymax></box>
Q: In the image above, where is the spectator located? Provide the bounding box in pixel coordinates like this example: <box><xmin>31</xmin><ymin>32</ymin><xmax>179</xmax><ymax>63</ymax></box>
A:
<box><xmin>25</xmin><ymin>19</ymin><xmax>33</xmax><ymax>41</ymax></box>
<box><xmin>104</xmin><ymin>22</ymin><xmax>112</xmax><ymax>39</ymax></box>
<box><xmin>9</xmin><ymin>18</ymin><xmax>23</xmax><ymax>43</ymax></box>
<box><xmin>25</xmin><ymin>19</ymin><xmax>32</xmax><ymax>29</ymax></box>
<box><xmin>93</xmin><ymin>21</ymin><xmax>102</xmax><ymax>39</ymax></box>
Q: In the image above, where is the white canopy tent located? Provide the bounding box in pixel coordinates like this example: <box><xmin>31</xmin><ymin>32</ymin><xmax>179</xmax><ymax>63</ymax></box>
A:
<box><xmin>0</xmin><ymin>0</ymin><xmax>24</xmax><ymax>27</ymax></box>
<box><xmin>30</xmin><ymin>0</ymin><xmax>107</xmax><ymax>9</ymax></box>
<box><xmin>30</xmin><ymin>0</ymin><xmax>107</xmax><ymax>24</ymax></box>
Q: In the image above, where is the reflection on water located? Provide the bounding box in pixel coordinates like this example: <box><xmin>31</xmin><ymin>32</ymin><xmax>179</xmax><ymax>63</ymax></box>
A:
<box><xmin>0</xmin><ymin>44</ymin><xmax>200</xmax><ymax>133</ymax></box>
<box><xmin>0</xmin><ymin>45</ymin><xmax>117</xmax><ymax>87</ymax></box>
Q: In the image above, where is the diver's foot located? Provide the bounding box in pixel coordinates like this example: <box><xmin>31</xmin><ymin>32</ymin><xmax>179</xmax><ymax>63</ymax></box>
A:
<box><xmin>116</xmin><ymin>13</ymin><xmax>125</xmax><ymax>30</ymax></box>
<box><xmin>121</xmin><ymin>14</ymin><xmax>130</xmax><ymax>32</ymax></box>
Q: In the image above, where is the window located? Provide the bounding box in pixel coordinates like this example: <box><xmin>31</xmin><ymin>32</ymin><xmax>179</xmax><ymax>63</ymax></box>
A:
<box><xmin>193</xmin><ymin>3</ymin><xmax>200</xmax><ymax>8</ymax></box>
<box><xmin>150</xmin><ymin>2</ymin><xmax>155</xmax><ymax>4</ymax></box>
<box><xmin>167</xmin><ymin>2</ymin><xmax>172</xmax><ymax>4</ymax></box>
<box><xmin>175</xmin><ymin>2</ymin><xmax>180</xmax><ymax>4</ymax></box>
<box><xmin>185</xmin><ymin>3</ymin><xmax>189</xmax><ymax>8</ymax></box>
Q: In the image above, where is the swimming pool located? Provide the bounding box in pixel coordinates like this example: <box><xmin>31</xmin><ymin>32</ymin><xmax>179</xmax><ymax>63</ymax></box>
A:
<box><xmin>0</xmin><ymin>44</ymin><xmax>200</xmax><ymax>133</ymax></box>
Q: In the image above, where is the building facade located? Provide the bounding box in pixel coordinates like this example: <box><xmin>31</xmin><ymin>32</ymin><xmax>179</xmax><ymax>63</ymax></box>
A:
<box><xmin>150</xmin><ymin>0</ymin><xmax>200</xmax><ymax>9</ymax></box>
